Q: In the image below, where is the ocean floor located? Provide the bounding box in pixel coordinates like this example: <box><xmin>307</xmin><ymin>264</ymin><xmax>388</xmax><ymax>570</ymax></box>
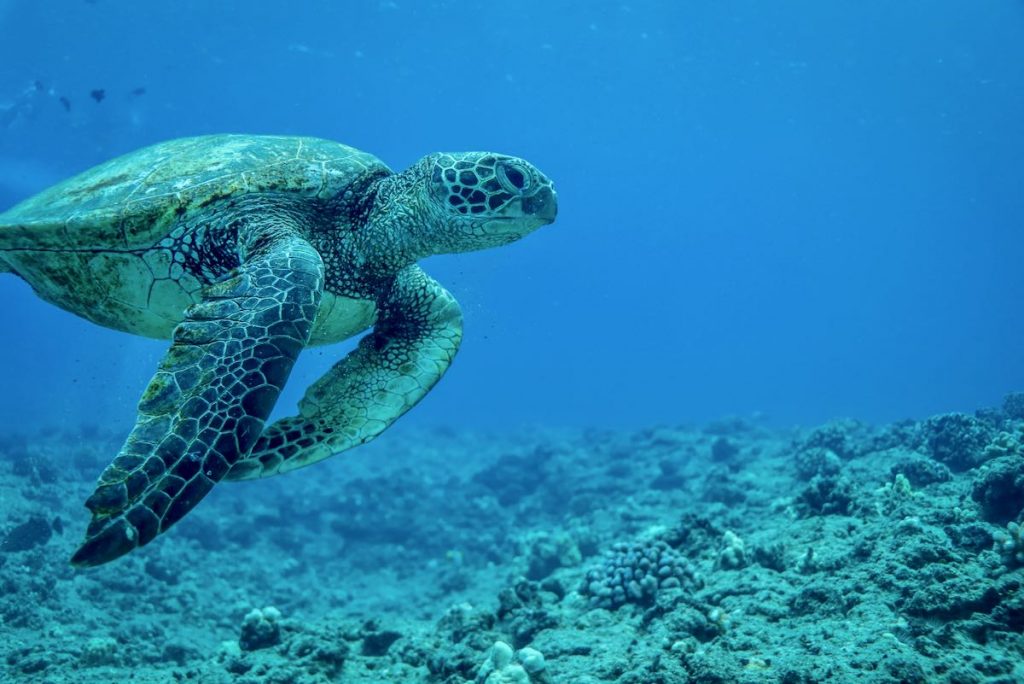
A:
<box><xmin>2</xmin><ymin>397</ymin><xmax>1023</xmax><ymax>683</ymax></box>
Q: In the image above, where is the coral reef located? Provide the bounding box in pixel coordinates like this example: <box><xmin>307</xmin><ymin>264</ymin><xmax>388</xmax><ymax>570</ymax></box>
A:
<box><xmin>971</xmin><ymin>455</ymin><xmax>1024</xmax><ymax>524</ymax></box>
<box><xmin>995</xmin><ymin>522</ymin><xmax>1024</xmax><ymax>567</ymax></box>
<box><xmin>793</xmin><ymin>446</ymin><xmax>842</xmax><ymax>480</ymax></box>
<box><xmin>797</xmin><ymin>473</ymin><xmax>855</xmax><ymax>515</ymax></box>
<box><xmin>581</xmin><ymin>540</ymin><xmax>700</xmax><ymax>609</ymax></box>
<box><xmin>0</xmin><ymin>516</ymin><xmax>53</xmax><ymax>552</ymax></box>
<box><xmin>919</xmin><ymin>412</ymin><xmax>994</xmax><ymax>471</ymax></box>
<box><xmin>475</xmin><ymin>641</ymin><xmax>545</xmax><ymax>684</ymax></box>
<box><xmin>716</xmin><ymin>530</ymin><xmax>746</xmax><ymax>569</ymax></box>
<box><xmin>1</xmin><ymin>395</ymin><xmax>1023</xmax><ymax>682</ymax></box>
<box><xmin>239</xmin><ymin>607</ymin><xmax>282</xmax><ymax>652</ymax></box>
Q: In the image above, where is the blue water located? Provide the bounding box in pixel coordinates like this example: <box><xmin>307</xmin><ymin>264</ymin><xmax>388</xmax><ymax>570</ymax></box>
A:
<box><xmin>1</xmin><ymin>0</ymin><xmax>1022</xmax><ymax>433</ymax></box>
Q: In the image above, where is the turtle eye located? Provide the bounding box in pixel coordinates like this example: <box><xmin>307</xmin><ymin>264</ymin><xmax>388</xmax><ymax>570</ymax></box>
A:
<box><xmin>496</xmin><ymin>162</ymin><xmax>531</xmax><ymax>195</ymax></box>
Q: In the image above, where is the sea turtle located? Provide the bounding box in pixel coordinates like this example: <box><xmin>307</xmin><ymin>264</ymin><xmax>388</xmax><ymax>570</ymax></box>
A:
<box><xmin>0</xmin><ymin>134</ymin><xmax>557</xmax><ymax>567</ymax></box>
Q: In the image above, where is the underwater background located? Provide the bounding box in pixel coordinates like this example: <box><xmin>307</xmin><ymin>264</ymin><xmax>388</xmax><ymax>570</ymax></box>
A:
<box><xmin>1</xmin><ymin>2</ymin><xmax>1023</xmax><ymax>683</ymax></box>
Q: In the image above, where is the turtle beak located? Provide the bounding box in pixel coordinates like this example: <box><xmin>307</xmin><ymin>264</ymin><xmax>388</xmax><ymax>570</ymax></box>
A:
<box><xmin>523</xmin><ymin>185</ymin><xmax>557</xmax><ymax>224</ymax></box>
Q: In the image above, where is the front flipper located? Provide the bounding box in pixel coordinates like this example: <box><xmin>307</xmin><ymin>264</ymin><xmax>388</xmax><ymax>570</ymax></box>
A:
<box><xmin>225</xmin><ymin>265</ymin><xmax>462</xmax><ymax>481</ymax></box>
<box><xmin>71</xmin><ymin>225</ymin><xmax>324</xmax><ymax>567</ymax></box>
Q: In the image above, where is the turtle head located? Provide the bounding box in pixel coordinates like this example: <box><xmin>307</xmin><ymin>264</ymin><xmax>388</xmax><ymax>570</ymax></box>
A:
<box><xmin>418</xmin><ymin>152</ymin><xmax>557</xmax><ymax>253</ymax></box>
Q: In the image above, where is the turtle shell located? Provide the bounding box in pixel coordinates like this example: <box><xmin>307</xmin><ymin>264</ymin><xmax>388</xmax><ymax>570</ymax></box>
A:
<box><xmin>0</xmin><ymin>134</ymin><xmax>390</xmax><ymax>251</ymax></box>
<box><xmin>0</xmin><ymin>135</ymin><xmax>390</xmax><ymax>340</ymax></box>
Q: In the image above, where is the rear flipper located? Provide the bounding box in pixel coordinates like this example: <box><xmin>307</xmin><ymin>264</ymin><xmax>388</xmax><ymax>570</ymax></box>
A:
<box><xmin>226</xmin><ymin>265</ymin><xmax>462</xmax><ymax>480</ymax></box>
<box><xmin>70</xmin><ymin>224</ymin><xmax>324</xmax><ymax>567</ymax></box>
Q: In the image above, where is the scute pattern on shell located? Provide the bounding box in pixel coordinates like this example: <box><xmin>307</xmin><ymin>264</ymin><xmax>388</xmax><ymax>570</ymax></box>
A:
<box><xmin>0</xmin><ymin>134</ymin><xmax>390</xmax><ymax>252</ymax></box>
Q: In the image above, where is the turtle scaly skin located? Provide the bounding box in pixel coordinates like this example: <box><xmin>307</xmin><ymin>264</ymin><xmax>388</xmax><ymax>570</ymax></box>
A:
<box><xmin>0</xmin><ymin>135</ymin><xmax>557</xmax><ymax>566</ymax></box>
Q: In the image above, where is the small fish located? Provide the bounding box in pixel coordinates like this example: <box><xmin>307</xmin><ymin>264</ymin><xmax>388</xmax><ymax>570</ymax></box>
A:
<box><xmin>90</xmin><ymin>89</ymin><xmax>105</xmax><ymax>103</ymax></box>
<box><xmin>59</xmin><ymin>96</ymin><xmax>71</xmax><ymax>112</ymax></box>
<box><xmin>130</xmin><ymin>86</ymin><xmax>146</xmax><ymax>97</ymax></box>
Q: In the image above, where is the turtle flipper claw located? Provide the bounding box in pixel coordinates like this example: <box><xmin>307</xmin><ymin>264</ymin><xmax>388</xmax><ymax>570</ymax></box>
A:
<box><xmin>71</xmin><ymin>227</ymin><xmax>324</xmax><ymax>567</ymax></box>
